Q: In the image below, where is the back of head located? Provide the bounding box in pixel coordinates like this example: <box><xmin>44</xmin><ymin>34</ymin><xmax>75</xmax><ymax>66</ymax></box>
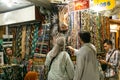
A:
<box><xmin>56</xmin><ymin>37</ymin><xmax>65</xmax><ymax>47</ymax></box>
<box><xmin>51</xmin><ymin>36</ymin><xmax>66</xmax><ymax>56</ymax></box>
<box><xmin>78</xmin><ymin>31</ymin><xmax>91</xmax><ymax>43</ymax></box>
<box><xmin>24</xmin><ymin>71</ymin><xmax>38</xmax><ymax>80</ymax></box>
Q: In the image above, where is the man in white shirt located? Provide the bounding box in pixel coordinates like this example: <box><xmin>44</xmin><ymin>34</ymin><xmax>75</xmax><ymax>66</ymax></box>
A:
<box><xmin>68</xmin><ymin>31</ymin><xmax>99</xmax><ymax>80</ymax></box>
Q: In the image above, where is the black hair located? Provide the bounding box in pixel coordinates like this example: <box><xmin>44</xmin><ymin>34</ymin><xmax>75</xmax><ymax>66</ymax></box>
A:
<box><xmin>103</xmin><ymin>39</ymin><xmax>112</xmax><ymax>45</ymax></box>
<box><xmin>4</xmin><ymin>46</ymin><xmax>12</xmax><ymax>53</ymax></box>
<box><xmin>78</xmin><ymin>31</ymin><xmax>91</xmax><ymax>43</ymax></box>
<box><xmin>5</xmin><ymin>46</ymin><xmax>12</xmax><ymax>50</ymax></box>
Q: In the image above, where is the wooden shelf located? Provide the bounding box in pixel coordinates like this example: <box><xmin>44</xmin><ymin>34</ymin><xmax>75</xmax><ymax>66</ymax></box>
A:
<box><xmin>109</xmin><ymin>19</ymin><xmax>120</xmax><ymax>24</ymax></box>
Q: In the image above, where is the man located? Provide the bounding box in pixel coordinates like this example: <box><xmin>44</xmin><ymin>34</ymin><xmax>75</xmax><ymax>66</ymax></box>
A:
<box><xmin>68</xmin><ymin>31</ymin><xmax>99</xmax><ymax>80</ymax></box>
<box><xmin>100</xmin><ymin>39</ymin><xmax>120</xmax><ymax>80</ymax></box>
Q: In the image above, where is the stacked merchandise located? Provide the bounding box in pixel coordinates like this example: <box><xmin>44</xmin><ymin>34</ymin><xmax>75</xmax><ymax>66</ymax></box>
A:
<box><xmin>2</xmin><ymin>35</ymin><xmax>13</xmax><ymax>48</ymax></box>
<box><xmin>33</xmin><ymin>53</ymin><xmax>46</xmax><ymax>80</ymax></box>
<box><xmin>33</xmin><ymin>23</ymin><xmax>50</xmax><ymax>80</ymax></box>
<box><xmin>0</xmin><ymin>64</ymin><xmax>23</xmax><ymax>80</ymax></box>
<box><xmin>7</xmin><ymin>23</ymin><xmax>51</xmax><ymax>80</ymax></box>
<box><xmin>37</xmin><ymin>23</ymin><xmax>50</xmax><ymax>55</ymax></box>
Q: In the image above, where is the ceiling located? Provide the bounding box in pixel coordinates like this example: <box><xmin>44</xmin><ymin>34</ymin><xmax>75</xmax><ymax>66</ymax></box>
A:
<box><xmin>0</xmin><ymin>0</ymin><xmax>34</xmax><ymax>13</ymax></box>
<box><xmin>0</xmin><ymin>0</ymin><xmax>120</xmax><ymax>16</ymax></box>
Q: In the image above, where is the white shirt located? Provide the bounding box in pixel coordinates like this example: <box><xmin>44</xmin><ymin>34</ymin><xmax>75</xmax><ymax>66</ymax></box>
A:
<box><xmin>73</xmin><ymin>43</ymin><xmax>99</xmax><ymax>80</ymax></box>
<box><xmin>45</xmin><ymin>51</ymin><xmax>74</xmax><ymax>80</ymax></box>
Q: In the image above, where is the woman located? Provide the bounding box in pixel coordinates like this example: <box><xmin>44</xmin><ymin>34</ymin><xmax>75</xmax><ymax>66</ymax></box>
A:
<box><xmin>45</xmin><ymin>36</ymin><xmax>74</xmax><ymax>80</ymax></box>
<box><xmin>4</xmin><ymin>47</ymin><xmax>18</xmax><ymax>64</ymax></box>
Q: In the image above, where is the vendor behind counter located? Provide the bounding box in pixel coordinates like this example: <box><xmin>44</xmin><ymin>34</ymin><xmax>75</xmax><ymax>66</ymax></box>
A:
<box><xmin>4</xmin><ymin>46</ymin><xmax>21</xmax><ymax>64</ymax></box>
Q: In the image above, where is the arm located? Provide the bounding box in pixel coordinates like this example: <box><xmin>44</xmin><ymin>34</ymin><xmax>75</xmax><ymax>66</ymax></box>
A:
<box><xmin>67</xmin><ymin>46</ymin><xmax>78</xmax><ymax>56</ymax></box>
<box><xmin>66</xmin><ymin>53</ymin><xmax>74</xmax><ymax>80</ymax></box>
<box><xmin>99</xmin><ymin>50</ymin><xmax>119</xmax><ymax>68</ymax></box>
<box><xmin>99</xmin><ymin>59</ymin><xmax>113</xmax><ymax>68</ymax></box>
<box><xmin>44</xmin><ymin>50</ymin><xmax>53</xmax><ymax>69</ymax></box>
<box><xmin>111</xmin><ymin>50</ymin><xmax>119</xmax><ymax>68</ymax></box>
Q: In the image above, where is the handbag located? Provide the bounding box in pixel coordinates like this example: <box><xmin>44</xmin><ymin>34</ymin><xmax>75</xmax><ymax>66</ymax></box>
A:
<box><xmin>101</xmin><ymin>49</ymin><xmax>116</xmax><ymax>72</ymax></box>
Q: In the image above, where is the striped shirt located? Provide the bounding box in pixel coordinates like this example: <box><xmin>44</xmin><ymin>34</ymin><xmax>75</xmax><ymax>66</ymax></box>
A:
<box><xmin>105</xmin><ymin>49</ymin><xmax>120</xmax><ymax>77</ymax></box>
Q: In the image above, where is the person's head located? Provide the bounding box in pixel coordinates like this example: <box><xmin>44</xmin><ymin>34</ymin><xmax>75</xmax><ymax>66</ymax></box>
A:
<box><xmin>5</xmin><ymin>47</ymin><xmax>13</xmax><ymax>56</ymax></box>
<box><xmin>103</xmin><ymin>39</ymin><xmax>112</xmax><ymax>51</ymax></box>
<box><xmin>51</xmin><ymin>33</ymin><xmax>64</xmax><ymax>46</ymax></box>
<box><xmin>24</xmin><ymin>71</ymin><xmax>38</xmax><ymax>80</ymax></box>
<box><xmin>56</xmin><ymin>36</ymin><xmax>65</xmax><ymax>49</ymax></box>
<box><xmin>78</xmin><ymin>31</ymin><xmax>91</xmax><ymax>45</ymax></box>
<box><xmin>51</xmin><ymin>36</ymin><xmax>66</xmax><ymax>55</ymax></box>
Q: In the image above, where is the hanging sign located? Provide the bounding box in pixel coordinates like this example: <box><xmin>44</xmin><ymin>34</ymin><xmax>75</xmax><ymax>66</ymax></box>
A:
<box><xmin>59</xmin><ymin>5</ymin><xmax>69</xmax><ymax>31</ymax></box>
<box><xmin>74</xmin><ymin>0</ymin><xmax>89</xmax><ymax>11</ymax></box>
<box><xmin>68</xmin><ymin>0</ymin><xmax>89</xmax><ymax>11</ymax></box>
<box><xmin>93</xmin><ymin>0</ymin><xmax>116</xmax><ymax>10</ymax></box>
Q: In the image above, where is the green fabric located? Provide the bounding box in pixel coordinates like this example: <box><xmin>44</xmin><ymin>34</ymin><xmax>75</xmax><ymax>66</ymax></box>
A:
<box><xmin>31</xmin><ymin>24</ymin><xmax>39</xmax><ymax>56</ymax></box>
<box><xmin>0</xmin><ymin>39</ymin><xmax>3</xmax><ymax>44</ymax></box>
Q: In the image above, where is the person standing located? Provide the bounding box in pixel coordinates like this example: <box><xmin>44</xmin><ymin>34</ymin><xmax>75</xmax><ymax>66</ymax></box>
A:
<box><xmin>99</xmin><ymin>39</ymin><xmax>120</xmax><ymax>80</ymax></box>
<box><xmin>45</xmin><ymin>36</ymin><xmax>74</xmax><ymax>80</ymax></box>
<box><xmin>68</xmin><ymin>31</ymin><xmax>99</xmax><ymax>80</ymax></box>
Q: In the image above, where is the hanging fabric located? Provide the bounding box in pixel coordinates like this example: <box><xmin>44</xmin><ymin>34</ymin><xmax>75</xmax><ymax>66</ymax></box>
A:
<box><xmin>15</xmin><ymin>26</ymin><xmax>22</xmax><ymax>57</ymax></box>
<box><xmin>25</xmin><ymin>25</ymin><xmax>31</xmax><ymax>59</ymax></box>
<box><xmin>31</xmin><ymin>24</ymin><xmax>39</xmax><ymax>56</ymax></box>
<box><xmin>21</xmin><ymin>26</ymin><xmax>26</xmax><ymax>59</ymax></box>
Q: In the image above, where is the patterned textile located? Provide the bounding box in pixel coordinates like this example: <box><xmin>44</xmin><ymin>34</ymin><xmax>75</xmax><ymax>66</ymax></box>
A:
<box><xmin>32</xmin><ymin>65</ymin><xmax>45</xmax><ymax>80</ymax></box>
<box><xmin>25</xmin><ymin>25</ymin><xmax>31</xmax><ymax>59</ymax></box>
<box><xmin>31</xmin><ymin>24</ymin><xmax>39</xmax><ymax>56</ymax></box>
<box><xmin>15</xmin><ymin>26</ymin><xmax>22</xmax><ymax>57</ymax></box>
<box><xmin>39</xmin><ymin>24</ymin><xmax>50</xmax><ymax>54</ymax></box>
<box><xmin>0</xmin><ymin>65</ymin><xmax>23</xmax><ymax>80</ymax></box>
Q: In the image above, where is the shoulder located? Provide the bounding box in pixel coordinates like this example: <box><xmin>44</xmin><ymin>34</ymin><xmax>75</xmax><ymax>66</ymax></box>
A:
<box><xmin>60</xmin><ymin>51</ymin><xmax>70</xmax><ymax>59</ymax></box>
<box><xmin>114</xmin><ymin>49</ymin><xmax>120</xmax><ymax>53</ymax></box>
<box><xmin>79</xmin><ymin>45</ymin><xmax>91</xmax><ymax>54</ymax></box>
<box><xmin>60</xmin><ymin>51</ymin><xmax>69</xmax><ymax>56</ymax></box>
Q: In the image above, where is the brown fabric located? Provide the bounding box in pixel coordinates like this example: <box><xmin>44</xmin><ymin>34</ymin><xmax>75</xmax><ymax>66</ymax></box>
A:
<box><xmin>24</xmin><ymin>71</ymin><xmax>38</xmax><ymax>80</ymax></box>
<box><xmin>21</xmin><ymin>26</ymin><xmax>26</xmax><ymax>59</ymax></box>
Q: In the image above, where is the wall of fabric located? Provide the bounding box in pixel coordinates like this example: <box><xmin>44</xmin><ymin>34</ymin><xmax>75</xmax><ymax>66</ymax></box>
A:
<box><xmin>67</xmin><ymin>10</ymin><xmax>110</xmax><ymax>53</ymax></box>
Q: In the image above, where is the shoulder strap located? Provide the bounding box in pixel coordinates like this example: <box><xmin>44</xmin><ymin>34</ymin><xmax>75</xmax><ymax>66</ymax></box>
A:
<box><xmin>49</xmin><ymin>52</ymin><xmax>59</xmax><ymax>71</ymax></box>
<box><xmin>107</xmin><ymin>49</ymin><xmax>116</xmax><ymax>62</ymax></box>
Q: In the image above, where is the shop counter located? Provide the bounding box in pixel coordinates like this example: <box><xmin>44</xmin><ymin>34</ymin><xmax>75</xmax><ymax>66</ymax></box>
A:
<box><xmin>0</xmin><ymin>64</ymin><xmax>25</xmax><ymax>80</ymax></box>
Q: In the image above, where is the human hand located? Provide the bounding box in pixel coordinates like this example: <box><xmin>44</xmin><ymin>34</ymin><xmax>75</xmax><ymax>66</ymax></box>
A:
<box><xmin>66</xmin><ymin>46</ymin><xmax>74</xmax><ymax>56</ymax></box>
<box><xmin>99</xmin><ymin>60</ymin><xmax>106</xmax><ymax>64</ymax></box>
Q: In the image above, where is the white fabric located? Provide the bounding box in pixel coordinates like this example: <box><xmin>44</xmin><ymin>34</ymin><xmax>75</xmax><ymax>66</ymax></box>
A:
<box><xmin>45</xmin><ymin>51</ymin><xmax>74</xmax><ymax>80</ymax></box>
<box><xmin>73</xmin><ymin>43</ymin><xmax>99</xmax><ymax>80</ymax></box>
